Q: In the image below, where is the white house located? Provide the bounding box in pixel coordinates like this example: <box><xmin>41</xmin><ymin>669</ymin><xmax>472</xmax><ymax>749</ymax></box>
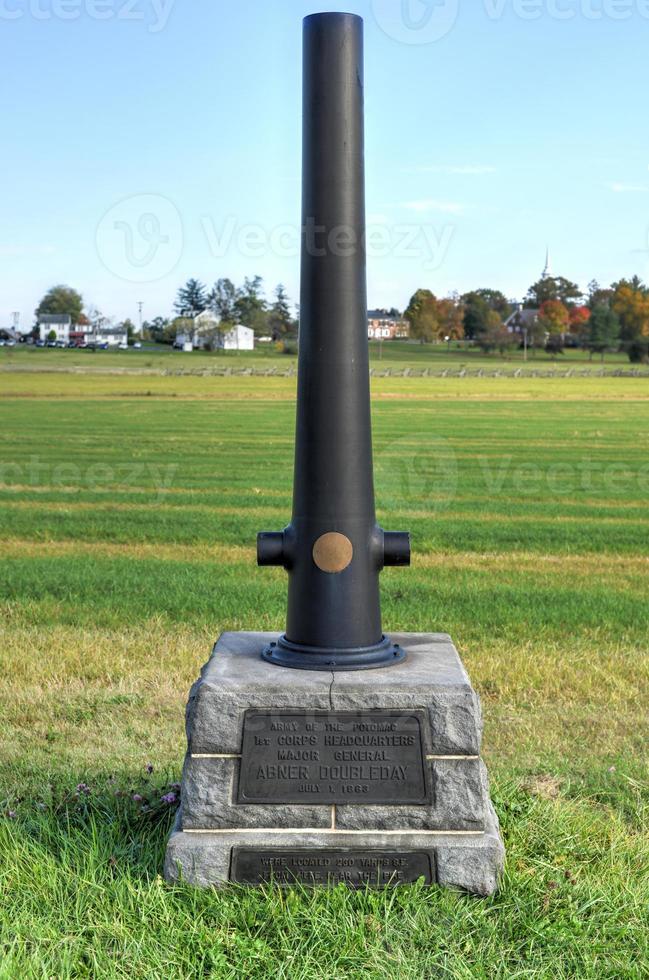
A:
<box><xmin>36</xmin><ymin>314</ymin><xmax>97</xmax><ymax>345</ymax></box>
<box><xmin>37</xmin><ymin>313</ymin><xmax>72</xmax><ymax>343</ymax></box>
<box><xmin>88</xmin><ymin>325</ymin><xmax>128</xmax><ymax>346</ymax></box>
<box><xmin>174</xmin><ymin>310</ymin><xmax>219</xmax><ymax>350</ymax></box>
<box><xmin>175</xmin><ymin>312</ymin><xmax>254</xmax><ymax>351</ymax></box>
<box><xmin>219</xmin><ymin>324</ymin><xmax>254</xmax><ymax>351</ymax></box>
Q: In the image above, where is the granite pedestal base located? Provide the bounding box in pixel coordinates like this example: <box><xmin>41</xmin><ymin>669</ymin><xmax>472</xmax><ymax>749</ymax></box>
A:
<box><xmin>164</xmin><ymin>632</ymin><xmax>505</xmax><ymax>894</ymax></box>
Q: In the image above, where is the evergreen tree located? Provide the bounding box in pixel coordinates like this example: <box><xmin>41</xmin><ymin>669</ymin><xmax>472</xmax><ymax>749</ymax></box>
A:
<box><xmin>174</xmin><ymin>279</ymin><xmax>208</xmax><ymax>317</ymax></box>
<box><xmin>268</xmin><ymin>284</ymin><xmax>293</xmax><ymax>340</ymax></box>
<box><xmin>587</xmin><ymin>303</ymin><xmax>620</xmax><ymax>362</ymax></box>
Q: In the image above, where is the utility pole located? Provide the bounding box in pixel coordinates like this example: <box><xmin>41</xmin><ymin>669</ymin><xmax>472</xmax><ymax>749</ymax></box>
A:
<box><xmin>137</xmin><ymin>301</ymin><xmax>143</xmax><ymax>335</ymax></box>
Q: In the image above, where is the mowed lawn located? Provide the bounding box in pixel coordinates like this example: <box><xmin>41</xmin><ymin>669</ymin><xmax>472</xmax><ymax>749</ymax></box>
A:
<box><xmin>0</xmin><ymin>370</ymin><xmax>648</xmax><ymax>978</ymax></box>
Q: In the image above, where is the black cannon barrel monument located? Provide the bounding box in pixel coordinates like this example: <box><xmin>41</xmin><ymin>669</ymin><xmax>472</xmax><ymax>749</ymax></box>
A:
<box><xmin>165</xmin><ymin>12</ymin><xmax>504</xmax><ymax>894</ymax></box>
<box><xmin>257</xmin><ymin>12</ymin><xmax>409</xmax><ymax>670</ymax></box>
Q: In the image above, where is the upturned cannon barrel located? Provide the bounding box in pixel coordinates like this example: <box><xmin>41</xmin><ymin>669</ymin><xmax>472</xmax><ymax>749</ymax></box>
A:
<box><xmin>257</xmin><ymin>12</ymin><xmax>410</xmax><ymax>670</ymax></box>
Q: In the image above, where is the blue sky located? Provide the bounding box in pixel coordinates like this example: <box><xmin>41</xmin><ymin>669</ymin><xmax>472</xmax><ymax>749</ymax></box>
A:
<box><xmin>2</xmin><ymin>0</ymin><xmax>649</xmax><ymax>329</ymax></box>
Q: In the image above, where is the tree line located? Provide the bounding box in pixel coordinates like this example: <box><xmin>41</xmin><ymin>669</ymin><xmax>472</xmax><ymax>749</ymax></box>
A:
<box><xmin>404</xmin><ymin>274</ymin><xmax>649</xmax><ymax>362</ymax></box>
<box><xmin>152</xmin><ymin>276</ymin><xmax>297</xmax><ymax>347</ymax></box>
<box><xmin>30</xmin><ymin>278</ymin><xmax>298</xmax><ymax>348</ymax></box>
<box><xmin>31</xmin><ymin>271</ymin><xmax>649</xmax><ymax>363</ymax></box>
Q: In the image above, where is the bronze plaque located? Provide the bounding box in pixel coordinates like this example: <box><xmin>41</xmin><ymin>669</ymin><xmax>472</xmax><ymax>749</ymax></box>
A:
<box><xmin>238</xmin><ymin>709</ymin><xmax>429</xmax><ymax>804</ymax></box>
<box><xmin>231</xmin><ymin>848</ymin><xmax>434</xmax><ymax>886</ymax></box>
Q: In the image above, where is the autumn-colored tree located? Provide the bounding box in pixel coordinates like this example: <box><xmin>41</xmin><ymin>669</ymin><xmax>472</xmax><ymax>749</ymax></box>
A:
<box><xmin>568</xmin><ymin>305</ymin><xmax>591</xmax><ymax>345</ymax></box>
<box><xmin>538</xmin><ymin>299</ymin><xmax>569</xmax><ymax>335</ymax></box>
<box><xmin>538</xmin><ymin>299</ymin><xmax>569</xmax><ymax>357</ymax></box>
<box><xmin>437</xmin><ymin>297</ymin><xmax>464</xmax><ymax>340</ymax></box>
<box><xmin>404</xmin><ymin>290</ymin><xmax>464</xmax><ymax>343</ymax></box>
<box><xmin>611</xmin><ymin>278</ymin><xmax>649</xmax><ymax>344</ymax></box>
<box><xmin>475</xmin><ymin>311</ymin><xmax>513</xmax><ymax>355</ymax></box>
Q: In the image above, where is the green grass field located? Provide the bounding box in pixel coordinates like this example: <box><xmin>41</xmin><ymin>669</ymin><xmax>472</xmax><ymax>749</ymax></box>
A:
<box><xmin>0</xmin><ymin>360</ymin><xmax>647</xmax><ymax>977</ymax></box>
<box><xmin>0</xmin><ymin>339</ymin><xmax>637</xmax><ymax>376</ymax></box>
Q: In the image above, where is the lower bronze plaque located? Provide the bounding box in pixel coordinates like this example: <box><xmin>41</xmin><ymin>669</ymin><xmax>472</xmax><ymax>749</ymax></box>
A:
<box><xmin>231</xmin><ymin>848</ymin><xmax>434</xmax><ymax>886</ymax></box>
<box><xmin>238</xmin><ymin>709</ymin><xmax>429</xmax><ymax>804</ymax></box>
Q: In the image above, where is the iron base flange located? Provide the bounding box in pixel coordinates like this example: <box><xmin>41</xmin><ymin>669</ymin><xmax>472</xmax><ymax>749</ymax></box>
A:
<box><xmin>261</xmin><ymin>634</ymin><xmax>406</xmax><ymax>671</ymax></box>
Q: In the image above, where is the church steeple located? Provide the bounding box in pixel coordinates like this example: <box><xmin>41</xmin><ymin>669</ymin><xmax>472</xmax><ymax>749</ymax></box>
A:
<box><xmin>542</xmin><ymin>246</ymin><xmax>551</xmax><ymax>279</ymax></box>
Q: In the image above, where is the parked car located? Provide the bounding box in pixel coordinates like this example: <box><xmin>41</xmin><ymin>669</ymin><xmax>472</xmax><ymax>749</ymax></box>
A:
<box><xmin>133</xmin><ymin>341</ymin><xmax>142</xmax><ymax>349</ymax></box>
<box><xmin>35</xmin><ymin>340</ymin><xmax>45</xmax><ymax>347</ymax></box>
<box><xmin>117</xmin><ymin>342</ymin><xmax>128</xmax><ymax>350</ymax></box>
<box><xmin>46</xmin><ymin>340</ymin><xmax>57</xmax><ymax>348</ymax></box>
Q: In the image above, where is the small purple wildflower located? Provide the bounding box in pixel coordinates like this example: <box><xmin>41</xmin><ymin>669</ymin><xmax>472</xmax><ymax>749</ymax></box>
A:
<box><xmin>7</xmin><ymin>811</ymin><xmax>16</xmax><ymax>819</ymax></box>
<box><xmin>76</xmin><ymin>783</ymin><xmax>91</xmax><ymax>796</ymax></box>
<box><xmin>132</xmin><ymin>794</ymin><xmax>144</xmax><ymax>803</ymax></box>
<box><xmin>160</xmin><ymin>792</ymin><xmax>177</xmax><ymax>805</ymax></box>
<box><xmin>145</xmin><ymin>764</ymin><xmax>154</xmax><ymax>774</ymax></box>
